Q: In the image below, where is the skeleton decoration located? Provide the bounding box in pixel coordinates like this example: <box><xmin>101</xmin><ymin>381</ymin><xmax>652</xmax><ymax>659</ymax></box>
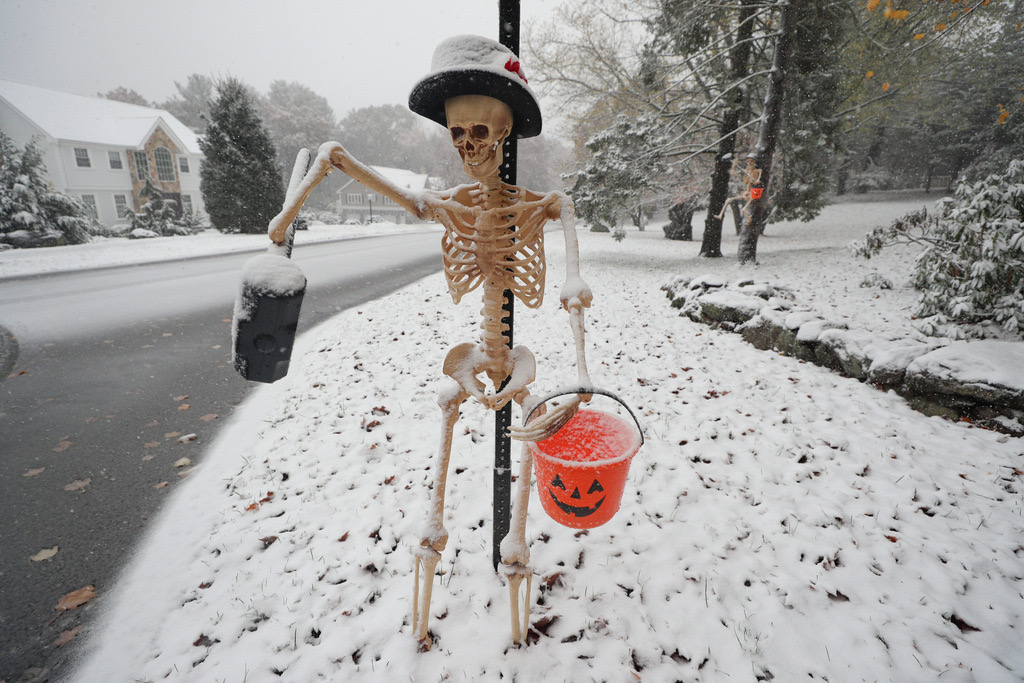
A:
<box><xmin>267</xmin><ymin>35</ymin><xmax>592</xmax><ymax>647</ymax></box>
<box><xmin>716</xmin><ymin>156</ymin><xmax>763</xmax><ymax>222</ymax></box>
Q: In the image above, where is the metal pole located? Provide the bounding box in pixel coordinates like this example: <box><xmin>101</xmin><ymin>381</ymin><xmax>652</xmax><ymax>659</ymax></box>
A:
<box><xmin>493</xmin><ymin>0</ymin><xmax>519</xmax><ymax>570</ymax></box>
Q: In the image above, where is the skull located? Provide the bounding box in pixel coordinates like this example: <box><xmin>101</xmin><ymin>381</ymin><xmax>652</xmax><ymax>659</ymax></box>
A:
<box><xmin>444</xmin><ymin>95</ymin><xmax>513</xmax><ymax>182</ymax></box>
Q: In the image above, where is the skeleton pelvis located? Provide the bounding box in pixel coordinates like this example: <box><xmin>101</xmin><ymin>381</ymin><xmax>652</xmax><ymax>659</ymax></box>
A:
<box><xmin>442</xmin><ymin>342</ymin><xmax>536</xmax><ymax>408</ymax></box>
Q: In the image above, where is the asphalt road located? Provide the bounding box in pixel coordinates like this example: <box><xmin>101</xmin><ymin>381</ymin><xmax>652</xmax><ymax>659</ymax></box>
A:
<box><xmin>0</xmin><ymin>232</ymin><xmax>440</xmax><ymax>682</ymax></box>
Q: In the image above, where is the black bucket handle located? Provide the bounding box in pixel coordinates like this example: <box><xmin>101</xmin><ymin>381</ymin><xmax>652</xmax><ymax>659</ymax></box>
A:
<box><xmin>523</xmin><ymin>386</ymin><xmax>644</xmax><ymax>446</ymax></box>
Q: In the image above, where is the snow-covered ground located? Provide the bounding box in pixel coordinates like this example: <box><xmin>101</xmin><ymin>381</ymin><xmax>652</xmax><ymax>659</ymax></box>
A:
<box><xmin>51</xmin><ymin>200</ymin><xmax>1023</xmax><ymax>682</ymax></box>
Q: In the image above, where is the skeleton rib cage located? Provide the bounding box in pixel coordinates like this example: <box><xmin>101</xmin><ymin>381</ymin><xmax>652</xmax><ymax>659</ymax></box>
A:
<box><xmin>435</xmin><ymin>187</ymin><xmax>548</xmax><ymax>310</ymax></box>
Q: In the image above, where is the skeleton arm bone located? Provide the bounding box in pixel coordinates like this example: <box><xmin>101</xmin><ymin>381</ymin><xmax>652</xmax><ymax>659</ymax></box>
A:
<box><xmin>548</xmin><ymin>192</ymin><xmax>593</xmax><ymax>388</ymax></box>
<box><xmin>268</xmin><ymin>142</ymin><xmax>437</xmax><ymax>245</ymax></box>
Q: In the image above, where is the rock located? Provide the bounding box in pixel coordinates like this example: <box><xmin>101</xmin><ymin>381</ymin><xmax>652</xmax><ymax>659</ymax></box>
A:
<box><xmin>867</xmin><ymin>341</ymin><xmax>945</xmax><ymax>387</ymax></box>
<box><xmin>696</xmin><ymin>290</ymin><xmax>764</xmax><ymax>325</ymax></box>
<box><xmin>739</xmin><ymin>308</ymin><xmax>788</xmax><ymax>351</ymax></box>
<box><xmin>816</xmin><ymin>329</ymin><xmax>882</xmax><ymax>379</ymax></box>
<box><xmin>905</xmin><ymin>341</ymin><xmax>1024</xmax><ymax>408</ymax></box>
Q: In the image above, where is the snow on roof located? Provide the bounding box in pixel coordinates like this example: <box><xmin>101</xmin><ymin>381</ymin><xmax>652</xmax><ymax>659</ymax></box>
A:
<box><xmin>0</xmin><ymin>79</ymin><xmax>202</xmax><ymax>154</ymax></box>
<box><xmin>370</xmin><ymin>165</ymin><xmax>432</xmax><ymax>190</ymax></box>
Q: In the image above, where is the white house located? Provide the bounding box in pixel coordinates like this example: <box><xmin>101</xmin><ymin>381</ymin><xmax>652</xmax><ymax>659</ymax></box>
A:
<box><xmin>0</xmin><ymin>79</ymin><xmax>205</xmax><ymax>227</ymax></box>
<box><xmin>336</xmin><ymin>166</ymin><xmax>442</xmax><ymax>224</ymax></box>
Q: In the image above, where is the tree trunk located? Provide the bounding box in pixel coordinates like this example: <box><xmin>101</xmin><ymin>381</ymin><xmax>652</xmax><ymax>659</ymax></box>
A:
<box><xmin>700</xmin><ymin>0</ymin><xmax>757</xmax><ymax>258</ymax></box>
<box><xmin>730</xmin><ymin>200</ymin><xmax>743</xmax><ymax>235</ymax></box>
<box><xmin>738</xmin><ymin>0</ymin><xmax>797</xmax><ymax>265</ymax></box>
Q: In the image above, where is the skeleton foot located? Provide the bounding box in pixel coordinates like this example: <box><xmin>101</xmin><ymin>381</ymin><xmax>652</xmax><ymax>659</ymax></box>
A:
<box><xmin>500</xmin><ymin>562</ymin><xmax>533</xmax><ymax>645</ymax></box>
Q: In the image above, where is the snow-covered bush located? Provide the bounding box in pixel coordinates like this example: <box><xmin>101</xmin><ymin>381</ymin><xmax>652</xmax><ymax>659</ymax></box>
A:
<box><xmin>855</xmin><ymin>159</ymin><xmax>1024</xmax><ymax>338</ymax></box>
<box><xmin>568</xmin><ymin>116</ymin><xmax>667</xmax><ymax>236</ymax></box>
<box><xmin>0</xmin><ymin>132</ymin><xmax>92</xmax><ymax>247</ymax></box>
<box><xmin>126</xmin><ymin>180</ymin><xmax>195</xmax><ymax>236</ymax></box>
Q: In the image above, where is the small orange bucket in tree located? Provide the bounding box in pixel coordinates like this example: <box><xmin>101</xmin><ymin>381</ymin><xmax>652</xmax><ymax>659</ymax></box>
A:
<box><xmin>525</xmin><ymin>390</ymin><xmax>643</xmax><ymax>529</ymax></box>
<box><xmin>749</xmin><ymin>186</ymin><xmax>764</xmax><ymax>200</ymax></box>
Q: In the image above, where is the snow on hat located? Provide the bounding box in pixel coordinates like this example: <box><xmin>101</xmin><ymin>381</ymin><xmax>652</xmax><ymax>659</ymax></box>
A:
<box><xmin>409</xmin><ymin>34</ymin><xmax>542</xmax><ymax>139</ymax></box>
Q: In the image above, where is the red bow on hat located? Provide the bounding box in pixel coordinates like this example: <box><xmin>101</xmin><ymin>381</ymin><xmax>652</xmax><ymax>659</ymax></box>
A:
<box><xmin>504</xmin><ymin>58</ymin><xmax>528</xmax><ymax>84</ymax></box>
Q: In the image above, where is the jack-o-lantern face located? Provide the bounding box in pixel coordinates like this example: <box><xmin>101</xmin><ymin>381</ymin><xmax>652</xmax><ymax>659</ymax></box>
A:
<box><xmin>547</xmin><ymin>473</ymin><xmax>606</xmax><ymax>518</ymax></box>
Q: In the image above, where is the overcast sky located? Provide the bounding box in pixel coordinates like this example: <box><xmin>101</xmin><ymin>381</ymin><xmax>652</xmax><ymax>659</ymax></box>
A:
<box><xmin>0</xmin><ymin>0</ymin><xmax>557</xmax><ymax>118</ymax></box>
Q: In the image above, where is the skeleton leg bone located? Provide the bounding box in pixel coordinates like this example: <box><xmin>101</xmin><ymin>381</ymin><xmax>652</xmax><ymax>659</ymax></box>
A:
<box><xmin>500</xmin><ymin>433</ymin><xmax>535</xmax><ymax>644</ymax></box>
<box><xmin>413</xmin><ymin>379</ymin><xmax>467</xmax><ymax>645</ymax></box>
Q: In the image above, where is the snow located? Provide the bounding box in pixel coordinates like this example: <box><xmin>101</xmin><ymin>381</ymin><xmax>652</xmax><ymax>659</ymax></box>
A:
<box><xmin>46</xmin><ymin>198</ymin><xmax>1024</xmax><ymax>681</ymax></box>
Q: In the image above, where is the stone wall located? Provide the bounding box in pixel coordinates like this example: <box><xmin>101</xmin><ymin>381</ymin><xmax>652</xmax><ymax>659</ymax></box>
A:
<box><xmin>663</xmin><ymin>276</ymin><xmax>1024</xmax><ymax>436</ymax></box>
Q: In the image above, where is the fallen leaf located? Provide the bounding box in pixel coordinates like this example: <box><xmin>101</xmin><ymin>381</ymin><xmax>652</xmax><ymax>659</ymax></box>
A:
<box><xmin>260</xmin><ymin>492</ymin><xmax>274</xmax><ymax>504</ymax></box>
<box><xmin>52</xmin><ymin>626</ymin><xmax>82</xmax><ymax>648</ymax></box>
<box><xmin>144</xmin><ymin>441</ymin><xmax>160</xmax><ymax>449</ymax></box>
<box><xmin>178</xmin><ymin>403</ymin><xmax>190</xmax><ymax>411</ymax></box>
<box><xmin>63</xmin><ymin>478</ymin><xmax>91</xmax><ymax>493</ymax></box>
<box><xmin>193</xmin><ymin>633</ymin><xmax>217</xmax><ymax>647</ymax></box>
<box><xmin>245</xmin><ymin>502</ymin><xmax>260</xmax><ymax>511</ymax></box>
<box><xmin>173</xmin><ymin>457</ymin><xmax>192</xmax><ymax>468</ymax></box>
<box><xmin>178</xmin><ymin>433</ymin><xmax>197</xmax><ymax>443</ymax></box>
<box><xmin>199</xmin><ymin>581</ymin><xmax>212</xmax><ymax>589</ymax></box>
<box><xmin>154</xmin><ymin>481</ymin><xmax>168</xmax><ymax>489</ymax></box>
<box><xmin>31</xmin><ymin>547</ymin><xmax>59</xmax><ymax>562</ymax></box>
<box><xmin>141</xmin><ymin>454</ymin><xmax>155</xmax><ymax>462</ymax></box>
<box><xmin>164</xmin><ymin>431</ymin><xmax>181</xmax><ymax>439</ymax></box>
<box><xmin>174</xmin><ymin>395</ymin><xmax>189</xmax><ymax>402</ymax></box>
<box><xmin>177</xmin><ymin>467</ymin><xmax>195</xmax><ymax>477</ymax></box>
<box><xmin>53</xmin><ymin>440</ymin><xmax>73</xmax><ymax>453</ymax></box>
<box><xmin>259</xmin><ymin>535</ymin><xmax>279</xmax><ymax>549</ymax></box>
<box><xmin>23</xmin><ymin>467</ymin><xmax>46</xmax><ymax>477</ymax></box>
<box><xmin>143</xmin><ymin>420</ymin><xmax>159</xmax><ymax>428</ymax></box>
<box><xmin>55</xmin><ymin>585</ymin><xmax>96</xmax><ymax>612</ymax></box>
<box><xmin>199</xmin><ymin>413</ymin><xmax>219</xmax><ymax>422</ymax></box>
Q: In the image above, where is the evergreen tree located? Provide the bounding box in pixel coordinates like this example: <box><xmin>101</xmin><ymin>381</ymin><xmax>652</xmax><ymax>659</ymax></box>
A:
<box><xmin>200</xmin><ymin>78</ymin><xmax>285</xmax><ymax>234</ymax></box>
<box><xmin>569</xmin><ymin>116</ymin><xmax>669</xmax><ymax>234</ymax></box>
<box><xmin>0</xmin><ymin>132</ymin><xmax>91</xmax><ymax>247</ymax></box>
<box><xmin>127</xmin><ymin>179</ymin><xmax>191</xmax><ymax>236</ymax></box>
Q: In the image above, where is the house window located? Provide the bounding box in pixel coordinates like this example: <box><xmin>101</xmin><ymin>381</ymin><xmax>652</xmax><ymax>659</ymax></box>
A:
<box><xmin>80</xmin><ymin>194</ymin><xmax>98</xmax><ymax>219</ymax></box>
<box><xmin>154</xmin><ymin>147</ymin><xmax>176</xmax><ymax>181</ymax></box>
<box><xmin>135</xmin><ymin>151</ymin><xmax>149</xmax><ymax>180</ymax></box>
<box><xmin>114</xmin><ymin>194</ymin><xmax>129</xmax><ymax>219</ymax></box>
<box><xmin>74</xmin><ymin>148</ymin><xmax>91</xmax><ymax>168</ymax></box>
<box><xmin>383</xmin><ymin>196</ymin><xmax>396</xmax><ymax>205</ymax></box>
<box><xmin>108</xmin><ymin>151</ymin><xmax>123</xmax><ymax>169</ymax></box>
<box><xmin>346</xmin><ymin>193</ymin><xmax>364</xmax><ymax>204</ymax></box>
<box><xmin>182</xmin><ymin>195</ymin><xmax>193</xmax><ymax>215</ymax></box>
<box><xmin>179</xmin><ymin>156</ymin><xmax>190</xmax><ymax>173</ymax></box>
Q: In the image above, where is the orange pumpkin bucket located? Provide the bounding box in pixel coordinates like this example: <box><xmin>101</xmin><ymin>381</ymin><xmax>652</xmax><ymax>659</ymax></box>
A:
<box><xmin>526</xmin><ymin>391</ymin><xmax>643</xmax><ymax>529</ymax></box>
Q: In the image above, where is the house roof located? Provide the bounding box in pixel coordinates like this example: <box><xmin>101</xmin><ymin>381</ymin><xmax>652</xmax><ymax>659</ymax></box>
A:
<box><xmin>0</xmin><ymin>79</ymin><xmax>202</xmax><ymax>154</ymax></box>
<box><xmin>338</xmin><ymin>165</ymin><xmax>439</xmax><ymax>193</ymax></box>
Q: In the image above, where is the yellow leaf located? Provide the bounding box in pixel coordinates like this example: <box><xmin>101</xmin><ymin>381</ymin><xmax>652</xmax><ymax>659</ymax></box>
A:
<box><xmin>173</xmin><ymin>457</ymin><xmax>191</xmax><ymax>468</ymax></box>
<box><xmin>866</xmin><ymin>70</ymin><xmax>875</xmax><ymax>78</ymax></box>
<box><xmin>936</xmin><ymin>22</ymin><xmax>947</xmax><ymax>30</ymax></box>
<box><xmin>55</xmin><ymin>585</ymin><xmax>96</xmax><ymax>612</ymax></box>
<box><xmin>63</xmin><ymin>478</ymin><xmax>91</xmax><ymax>492</ymax></box>
<box><xmin>914</xmin><ymin>33</ymin><xmax>925</xmax><ymax>40</ymax></box>
<box><xmin>31</xmin><ymin>546</ymin><xmax>59</xmax><ymax>562</ymax></box>
<box><xmin>866</xmin><ymin>0</ymin><xmax>880</xmax><ymax>10</ymax></box>
<box><xmin>882</xmin><ymin>82</ymin><xmax>891</xmax><ymax>91</ymax></box>
<box><xmin>53</xmin><ymin>626</ymin><xmax>83</xmax><ymax>648</ymax></box>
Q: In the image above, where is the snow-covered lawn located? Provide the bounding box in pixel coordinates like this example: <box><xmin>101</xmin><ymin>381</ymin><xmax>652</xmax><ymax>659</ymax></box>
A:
<box><xmin>65</xmin><ymin>200</ymin><xmax>1023</xmax><ymax>682</ymax></box>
